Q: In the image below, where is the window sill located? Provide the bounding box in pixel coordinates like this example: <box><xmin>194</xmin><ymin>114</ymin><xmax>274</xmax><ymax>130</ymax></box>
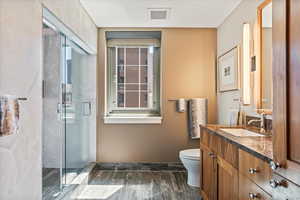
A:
<box><xmin>103</xmin><ymin>116</ymin><xmax>162</xmax><ymax>124</ymax></box>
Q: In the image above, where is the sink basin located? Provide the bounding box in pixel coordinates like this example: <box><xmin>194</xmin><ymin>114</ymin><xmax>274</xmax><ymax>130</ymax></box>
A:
<box><xmin>220</xmin><ymin>128</ymin><xmax>265</xmax><ymax>137</ymax></box>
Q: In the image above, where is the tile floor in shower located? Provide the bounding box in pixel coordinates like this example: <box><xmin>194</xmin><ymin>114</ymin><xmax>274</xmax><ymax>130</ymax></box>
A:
<box><xmin>43</xmin><ymin>168</ymin><xmax>82</xmax><ymax>200</ymax></box>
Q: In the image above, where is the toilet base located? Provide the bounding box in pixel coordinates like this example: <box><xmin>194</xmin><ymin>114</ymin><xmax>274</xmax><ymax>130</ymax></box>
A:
<box><xmin>187</xmin><ymin>170</ymin><xmax>201</xmax><ymax>188</ymax></box>
<box><xmin>179</xmin><ymin>149</ymin><xmax>201</xmax><ymax>188</ymax></box>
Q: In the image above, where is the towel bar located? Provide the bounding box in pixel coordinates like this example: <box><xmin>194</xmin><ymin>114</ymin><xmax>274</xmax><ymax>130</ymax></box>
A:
<box><xmin>168</xmin><ymin>99</ymin><xmax>189</xmax><ymax>102</ymax></box>
<box><xmin>18</xmin><ymin>98</ymin><xmax>28</xmax><ymax>101</ymax></box>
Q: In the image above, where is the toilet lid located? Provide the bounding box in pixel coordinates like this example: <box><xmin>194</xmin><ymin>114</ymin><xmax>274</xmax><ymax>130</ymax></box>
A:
<box><xmin>180</xmin><ymin>149</ymin><xmax>200</xmax><ymax>159</ymax></box>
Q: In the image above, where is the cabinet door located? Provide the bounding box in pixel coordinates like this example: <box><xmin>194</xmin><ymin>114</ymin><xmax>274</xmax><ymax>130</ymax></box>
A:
<box><xmin>217</xmin><ymin>157</ymin><xmax>238</xmax><ymax>200</ymax></box>
<box><xmin>273</xmin><ymin>0</ymin><xmax>300</xmax><ymax>185</ymax></box>
<box><xmin>201</xmin><ymin>147</ymin><xmax>217</xmax><ymax>200</ymax></box>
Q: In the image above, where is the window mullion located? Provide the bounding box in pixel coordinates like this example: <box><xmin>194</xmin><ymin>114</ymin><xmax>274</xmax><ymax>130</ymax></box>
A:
<box><xmin>124</xmin><ymin>48</ymin><xmax>126</xmax><ymax>108</ymax></box>
<box><xmin>138</xmin><ymin>48</ymin><xmax>141</xmax><ymax>108</ymax></box>
<box><xmin>115</xmin><ymin>47</ymin><xmax>118</xmax><ymax>109</ymax></box>
<box><xmin>148</xmin><ymin>47</ymin><xmax>153</xmax><ymax>109</ymax></box>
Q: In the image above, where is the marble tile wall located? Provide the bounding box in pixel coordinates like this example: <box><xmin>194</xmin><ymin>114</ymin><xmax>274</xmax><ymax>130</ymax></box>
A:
<box><xmin>0</xmin><ymin>1</ymin><xmax>43</xmax><ymax>199</ymax></box>
<box><xmin>42</xmin><ymin>26</ymin><xmax>62</xmax><ymax>168</ymax></box>
<box><xmin>41</xmin><ymin>0</ymin><xmax>97</xmax><ymax>52</ymax></box>
<box><xmin>0</xmin><ymin>0</ymin><xmax>97</xmax><ymax>199</ymax></box>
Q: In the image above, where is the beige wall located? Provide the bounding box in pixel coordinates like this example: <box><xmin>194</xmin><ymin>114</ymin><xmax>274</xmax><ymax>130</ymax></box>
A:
<box><xmin>217</xmin><ymin>0</ymin><xmax>264</xmax><ymax>125</ymax></box>
<box><xmin>0</xmin><ymin>0</ymin><xmax>97</xmax><ymax>199</ymax></box>
<box><xmin>97</xmin><ymin>28</ymin><xmax>217</xmax><ymax>163</ymax></box>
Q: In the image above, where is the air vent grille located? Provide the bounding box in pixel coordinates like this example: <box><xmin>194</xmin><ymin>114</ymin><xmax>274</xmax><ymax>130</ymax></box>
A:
<box><xmin>149</xmin><ymin>9</ymin><xmax>169</xmax><ymax>21</ymax></box>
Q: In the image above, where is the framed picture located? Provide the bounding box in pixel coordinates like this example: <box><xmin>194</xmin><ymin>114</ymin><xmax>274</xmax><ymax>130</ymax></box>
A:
<box><xmin>218</xmin><ymin>46</ymin><xmax>240</xmax><ymax>92</ymax></box>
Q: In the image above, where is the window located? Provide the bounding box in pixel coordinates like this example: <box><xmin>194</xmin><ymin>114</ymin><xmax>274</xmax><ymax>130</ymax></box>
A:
<box><xmin>105</xmin><ymin>31</ymin><xmax>161</xmax><ymax>124</ymax></box>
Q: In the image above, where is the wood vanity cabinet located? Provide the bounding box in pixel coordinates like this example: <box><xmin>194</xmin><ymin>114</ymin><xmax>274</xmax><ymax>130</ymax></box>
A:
<box><xmin>273</xmin><ymin>0</ymin><xmax>300</xmax><ymax>192</ymax></box>
<box><xmin>200</xmin><ymin>129</ymin><xmax>273</xmax><ymax>200</ymax></box>
<box><xmin>217</xmin><ymin>157</ymin><xmax>239</xmax><ymax>200</ymax></box>
<box><xmin>200</xmin><ymin>131</ymin><xmax>239</xmax><ymax>200</ymax></box>
<box><xmin>201</xmin><ymin>146</ymin><xmax>217</xmax><ymax>200</ymax></box>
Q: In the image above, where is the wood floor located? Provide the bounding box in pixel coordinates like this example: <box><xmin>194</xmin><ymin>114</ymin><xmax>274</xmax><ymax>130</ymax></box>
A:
<box><xmin>57</xmin><ymin>165</ymin><xmax>202</xmax><ymax>200</ymax></box>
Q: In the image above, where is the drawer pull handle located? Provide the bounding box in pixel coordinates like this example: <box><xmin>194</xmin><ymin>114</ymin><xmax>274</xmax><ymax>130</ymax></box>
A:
<box><xmin>249</xmin><ymin>168</ymin><xmax>259</xmax><ymax>174</ymax></box>
<box><xmin>249</xmin><ymin>193</ymin><xmax>259</xmax><ymax>199</ymax></box>
<box><xmin>208</xmin><ymin>152</ymin><xmax>216</xmax><ymax>158</ymax></box>
<box><xmin>270</xmin><ymin>161</ymin><xmax>281</xmax><ymax>171</ymax></box>
<box><xmin>269</xmin><ymin>179</ymin><xmax>281</xmax><ymax>188</ymax></box>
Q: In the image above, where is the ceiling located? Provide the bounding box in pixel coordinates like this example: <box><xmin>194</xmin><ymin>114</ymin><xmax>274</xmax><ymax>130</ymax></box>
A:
<box><xmin>80</xmin><ymin>0</ymin><xmax>243</xmax><ymax>28</ymax></box>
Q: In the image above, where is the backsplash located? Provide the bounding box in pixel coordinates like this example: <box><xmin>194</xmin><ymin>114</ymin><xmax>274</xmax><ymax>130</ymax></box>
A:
<box><xmin>245</xmin><ymin>115</ymin><xmax>272</xmax><ymax>133</ymax></box>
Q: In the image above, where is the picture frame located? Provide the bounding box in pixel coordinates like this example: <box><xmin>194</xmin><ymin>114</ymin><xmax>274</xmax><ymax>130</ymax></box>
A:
<box><xmin>217</xmin><ymin>46</ymin><xmax>240</xmax><ymax>92</ymax></box>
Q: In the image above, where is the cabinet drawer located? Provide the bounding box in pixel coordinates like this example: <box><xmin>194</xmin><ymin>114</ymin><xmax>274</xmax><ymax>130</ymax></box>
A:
<box><xmin>239</xmin><ymin>173</ymin><xmax>272</xmax><ymax>200</ymax></box>
<box><xmin>270</xmin><ymin>173</ymin><xmax>300</xmax><ymax>199</ymax></box>
<box><xmin>239</xmin><ymin>150</ymin><xmax>271</xmax><ymax>191</ymax></box>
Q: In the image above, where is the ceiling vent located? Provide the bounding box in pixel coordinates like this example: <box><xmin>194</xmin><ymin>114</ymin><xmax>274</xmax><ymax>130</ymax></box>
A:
<box><xmin>148</xmin><ymin>8</ymin><xmax>170</xmax><ymax>21</ymax></box>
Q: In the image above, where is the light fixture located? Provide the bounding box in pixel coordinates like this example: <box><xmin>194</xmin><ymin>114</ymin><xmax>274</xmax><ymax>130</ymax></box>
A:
<box><xmin>243</xmin><ymin>23</ymin><xmax>251</xmax><ymax>105</ymax></box>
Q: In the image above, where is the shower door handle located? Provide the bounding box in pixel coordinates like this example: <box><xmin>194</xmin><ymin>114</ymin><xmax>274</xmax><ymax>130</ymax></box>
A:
<box><xmin>82</xmin><ymin>101</ymin><xmax>92</xmax><ymax>116</ymax></box>
<box><xmin>42</xmin><ymin>80</ymin><xmax>46</xmax><ymax>98</ymax></box>
<box><xmin>57</xmin><ymin>103</ymin><xmax>61</xmax><ymax>114</ymax></box>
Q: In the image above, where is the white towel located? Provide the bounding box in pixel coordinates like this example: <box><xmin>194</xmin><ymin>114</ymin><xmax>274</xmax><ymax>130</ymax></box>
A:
<box><xmin>176</xmin><ymin>98</ymin><xmax>186</xmax><ymax>113</ymax></box>
<box><xmin>188</xmin><ymin>98</ymin><xmax>208</xmax><ymax>139</ymax></box>
<box><xmin>0</xmin><ymin>95</ymin><xmax>19</xmax><ymax>137</ymax></box>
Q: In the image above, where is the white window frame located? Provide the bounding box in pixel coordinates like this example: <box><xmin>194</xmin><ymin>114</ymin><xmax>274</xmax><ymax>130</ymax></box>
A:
<box><xmin>104</xmin><ymin>44</ymin><xmax>162</xmax><ymax>124</ymax></box>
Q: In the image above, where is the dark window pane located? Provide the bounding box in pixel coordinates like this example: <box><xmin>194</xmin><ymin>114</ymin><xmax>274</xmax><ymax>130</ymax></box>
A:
<box><xmin>125</xmin><ymin>84</ymin><xmax>139</xmax><ymax>91</ymax></box>
<box><xmin>118</xmin><ymin>48</ymin><xmax>124</xmax><ymax>65</ymax></box>
<box><xmin>126</xmin><ymin>66</ymin><xmax>139</xmax><ymax>83</ymax></box>
<box><xmin>140</xmin><ymin>66</ymin><xmax>148</xmax><ymax>83</ymax></box>
<box><xmin>140</xmin><ymin>92</ymin><xmax>148</xmax><ymax>108</ymax></box>
<box><xmin>125</xmin><ymin>92</ymin><xmax>139</xmax><ymax>107</ymax></box>
<box><xmin>140</xmin><ymin>48</ymin><xmax>148</xmax><ymax>65</ymax></box>
<box><xmin>126</xmin><ymin>48</ymin><xmax>139</xmax><ymax>65</ymax></box>
<box><xmin>140</xmin><ymin>84</ymin><xmax>148</xmax><ymax>91</ymax></box>
<box><xmin>117</xmin><ymin>91</ymin><xmax>124</xmax><ymax>107</ymax></box>
<box><xmin>118</xmin><ymin>66</ymin><xmax>124</xmax><ymax>83</ymax></box>
<box><xmin>118</xmin><ymin>84</ymin><xmax>124</xmax><ymax>90</ymax></box>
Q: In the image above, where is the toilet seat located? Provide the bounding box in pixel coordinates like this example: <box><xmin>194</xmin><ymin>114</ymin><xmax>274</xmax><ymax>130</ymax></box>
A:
<box><xmin>179</xmin><ymin>149</ymin><xmax>200</xmax><ymax>160</ymax></box>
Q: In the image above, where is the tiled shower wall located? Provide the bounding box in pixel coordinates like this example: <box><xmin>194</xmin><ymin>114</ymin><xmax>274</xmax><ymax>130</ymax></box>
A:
<box><xmin>0</xmin><ymin>0</ymin><xmax>97</xmax><ymax>199</ymax></box>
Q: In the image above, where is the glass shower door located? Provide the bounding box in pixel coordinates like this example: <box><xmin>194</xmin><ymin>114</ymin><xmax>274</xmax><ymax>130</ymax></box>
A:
<box><xmin>61</xmin><ymin>38</ymin><xmax>90</xmax><ymax>185</ymax></box>
<box><xmin>43</xmin><ymin>11</ymin><xmax>93</xmax><ymax>197</ymax></box>
<box><xmin>42</xmin><ymin>23</ymin><xmax>64</xmax><ymax>198</ymax></box>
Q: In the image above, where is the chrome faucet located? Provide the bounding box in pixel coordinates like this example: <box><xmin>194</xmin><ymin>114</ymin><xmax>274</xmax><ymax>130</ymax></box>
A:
<box><xmin>247</xmin><ymin>113</ymin><xmax>267</xmax><ymax>133</ymax></box>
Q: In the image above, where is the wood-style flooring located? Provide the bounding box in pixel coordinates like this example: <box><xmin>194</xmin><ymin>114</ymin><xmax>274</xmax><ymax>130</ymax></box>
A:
<box><xmin>59</xmin><ymin>164</ymin><xmax>201</xmax><ymax>200</ymax></box>
<box><xmin>43</xmin><ymin>163</ymin><xmax>201</xmax><ymax>200</ymax></box>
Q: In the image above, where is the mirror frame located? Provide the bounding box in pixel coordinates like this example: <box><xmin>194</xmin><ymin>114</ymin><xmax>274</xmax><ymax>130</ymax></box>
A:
<box><xmin>255</xmin><ymin>0</ymin><xmax>272</xmax><ymax>115</ymax></box>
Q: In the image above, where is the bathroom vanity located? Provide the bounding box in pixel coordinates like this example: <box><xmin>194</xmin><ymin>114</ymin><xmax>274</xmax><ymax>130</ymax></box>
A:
<box><xmin>199</xmin><ymin>0</ymin><xmax>300</xmax><ymax>199</ymax></box>
<box><xmin>200</xmin><ymin>125</ymin><xmax>300</xmax><ymax>200</ymax></box>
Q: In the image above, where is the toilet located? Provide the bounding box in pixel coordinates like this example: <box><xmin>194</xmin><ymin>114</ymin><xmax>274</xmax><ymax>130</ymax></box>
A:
<box><xmin>179</xmin><ymin>149</ymin><xmax>201</xmax><ymax>187</ymax></box>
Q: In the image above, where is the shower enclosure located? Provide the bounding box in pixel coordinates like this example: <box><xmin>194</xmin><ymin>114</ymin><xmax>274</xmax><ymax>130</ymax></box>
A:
<box><xmin>42</xmin><ymin>13</ymin><xmax>93</xmax><ymax>199</ymax></box>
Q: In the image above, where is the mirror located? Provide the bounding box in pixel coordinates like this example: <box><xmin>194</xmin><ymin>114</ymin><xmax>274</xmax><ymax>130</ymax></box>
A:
<box><xmin>256</xmin><ymin>0</ymin><xmax>272</xmax><ymax>113</ymax></box>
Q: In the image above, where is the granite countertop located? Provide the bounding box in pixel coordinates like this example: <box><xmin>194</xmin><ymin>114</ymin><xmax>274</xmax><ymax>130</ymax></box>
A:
<box><xmin>201</xmin><ymin>124</ymin><xmax>273</xmax><ymax>163</ymax></box>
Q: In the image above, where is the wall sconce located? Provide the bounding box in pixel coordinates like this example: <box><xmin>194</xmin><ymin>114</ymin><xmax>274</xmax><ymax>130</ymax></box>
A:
<box><xmin>243</xmin><ymin>23</ymin><xmax>251</xmax><ymax>105</ymax></box>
